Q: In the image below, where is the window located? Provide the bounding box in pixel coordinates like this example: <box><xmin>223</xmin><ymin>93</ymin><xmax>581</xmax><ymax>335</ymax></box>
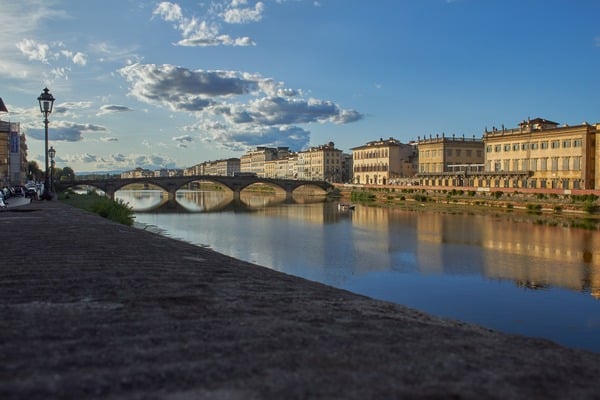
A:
<box><xmin>574</xmin><ymin>139</ymin><xmax>582</xmax><ymax>148</ymax></box>
<box><xmin>551</xmin><ymin>157</ymin><xmax>559</xmax><ymax>171</ymax></box>
<box><xmin>447</xmin><ymin>149</ymin><xmax>453</xmax><ymax>156</ymax></box>
<box><xmin>530</xmin><ymin>158</ymin><xmax>537</xmax><ymax>171</ymax></box>
<box><xmin>512</xmin><ymin>159</ymin><xmax>519</xmax><ymax>170</ymax></box>
<box><xmin>504</xmin><ymin>144</ymin><xmax>511</xmax><ymax>151</ymax></box>
<box><xmin>456</xmin><ymin>149</ymin><xmax>462</xmax><ymax>156</ymax></box>
<box><xmin>466</xmin><ymin>150</ymin><xmax>472</xmax><ymax>156</ymax></box>
<box><xmin>562</xmin><ymin>157</ymin><xmax>570</xmax><ymax>171</ymax></box>
<box><xmin>503</xmin><ymin>160</ymin><xmax>510</xmax><ymax>171</ymax></box>
<box><xmin>541</xmin><ymin>141</ymin><xmax>549</xmax><ymax>149</ymax></box>
<box><xmin>494</xmin><ymin>145</ymin><xmax>501</xmax><ymax>152</ymax></box>
<box><xmin>573</xmin><ymin>157</ymin><xmax>581</xmax><ymax>170</ymax></box>
<box><xmin>521</xmin><ymin>159</ymin><xmax>528</xmax><ymax>172</ymax></box>
<box><xmin>562</xmin><ymin>140</ymin><xmax>571</xmax><ymax>148</ymax></box>
<box><xmin>551</xmin><ymin>140</ymin><xmax>560</xmax><ymax>149</ymax></box>
<box><xmin>530</xmin><ymin>142</ymin><xmax>539</xmax><ymax>150</ymax></box>
<box><xmin>521</xmin><ymin>143</ymin><xmax>529</xmax><ymax>151</ymax></box>
<box><xmin>494</xmin><ymin>161</ymin><xmax>501</xmax><ymax>172</ymax></box>
<box><xmin>540</xmin><ymin>158</ymin><xmax>547</xmax><ymax>171</ymax></box>
<box><xmin>477</xmin><ymin>150</ymin><xmax>482</xmax><ymax>157</ymax></box>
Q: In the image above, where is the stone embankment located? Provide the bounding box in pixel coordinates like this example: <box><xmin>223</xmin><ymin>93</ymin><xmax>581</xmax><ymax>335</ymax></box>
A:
<box><xmin>2</xmin><ymin>201</ymin><xmax>600</xmax><ymax>399</ymax></box>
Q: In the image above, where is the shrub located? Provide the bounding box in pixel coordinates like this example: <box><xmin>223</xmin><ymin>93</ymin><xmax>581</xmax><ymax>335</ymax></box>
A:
<box><xmin>90</xmin><ymin>198</ymin><xmax>135</xmax><ymax>226</ymax></box>
<box><xmin>413</xmin><ymin>194</ymin><xmax>429</xmax><ymax>202</ymax></box>
<box><xmin>583</xmin><ymin>201</ymin><xmax>597</xmax><ymax>214</ymax></box>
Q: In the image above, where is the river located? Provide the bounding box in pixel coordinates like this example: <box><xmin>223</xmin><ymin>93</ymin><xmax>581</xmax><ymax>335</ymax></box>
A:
<box><xmin>117</xmin><ymin>189</ymin><xmax>600</xmax><ymax>353</ymax></box>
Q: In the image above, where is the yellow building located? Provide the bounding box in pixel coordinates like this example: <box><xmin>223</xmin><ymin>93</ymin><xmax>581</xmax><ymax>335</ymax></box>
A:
<box><xmin>297</xmin><ymin>142</ymin><xmax>343</xmax><ymax>182</ymax></box>
<box><xmin>240</xmin><ymin>147</ymin><xmax>289</xmax><ymax>177</ymax></box>
<box><xmin>416</xmin><ymin>134</ymin><xmax>484</xmax><ymax>186</ymax></box>
<box><xmin>351</xmin><ymin>138</ymin><xmax>417</xmax><ymax>185</ymax></box>
<box><xmin>482</xmin><ymin>118</ymin><xmax>597</xmax><ymax>190</ymax></box>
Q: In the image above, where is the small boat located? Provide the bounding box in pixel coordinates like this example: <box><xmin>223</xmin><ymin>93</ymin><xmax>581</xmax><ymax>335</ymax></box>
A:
<box><xmin>338</xmin><ymin>203</ymin><xmax>355</xmax><ymax>211</ymax></box>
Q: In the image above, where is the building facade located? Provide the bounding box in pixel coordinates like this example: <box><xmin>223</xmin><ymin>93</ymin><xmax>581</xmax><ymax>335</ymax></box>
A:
<box><xmin>297</xmin><ymin>142</ymin><xmax>343</xmax><ymax>182</ymax></box>
<box><xmin>240</xmin><ymin>147</ymin><xmax>289</xmax><ymax>177</ymax></box>
<box><xmin>416</xmin><ymin>134</ymin><xmax>484</xmax><ymax>186</ymax></box>
<box><xmin>351</xmin><ymin>138</ymin><xmax>417</xmax><ymax>185</ymax></box>
<box><xmin>482</xmin><ymin>118</ymin><xmax>597</xmax><ymax>190</ymax></box>
<box><xmin>0</xmin><ymin>120</ymin><xmax>28</xmax><ymax>186</ymax></box>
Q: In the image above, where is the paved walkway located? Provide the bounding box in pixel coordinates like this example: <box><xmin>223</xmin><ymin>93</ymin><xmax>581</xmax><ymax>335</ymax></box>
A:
<box><xmin>1</xmin><ymin>201</ymin><xmax>600</xmax><ymax>399</ymax></box>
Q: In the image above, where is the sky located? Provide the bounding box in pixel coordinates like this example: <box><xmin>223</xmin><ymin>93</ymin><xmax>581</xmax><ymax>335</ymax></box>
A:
<box><xmin>1</xmin><ymin>0</ymin><xmax>599</xmax><ymax>174</ymax></box>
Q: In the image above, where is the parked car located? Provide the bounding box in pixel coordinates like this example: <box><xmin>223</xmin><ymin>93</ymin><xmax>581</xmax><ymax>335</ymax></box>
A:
<box><xmin>12</xmin><ymin>186</ymin><xmax>25</xmax><ymax>197</ymax></box>
<box><xmin>0</xmin><ymin>195</ymin><xmax>6</xmax><ymax>208</ymax></box>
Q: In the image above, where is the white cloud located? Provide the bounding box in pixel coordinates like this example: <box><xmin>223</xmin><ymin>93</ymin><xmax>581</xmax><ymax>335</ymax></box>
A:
<box><xmin>152</xmin><ymin>1</ymin><xmax>256</xmax><ymax>47</ymax></box>
<box><xmin>222</xmin><ymin>1</ymin><xmax>265</xmax><ymax>24</ymax></box>
<box><xmin>119</xmin><ymin>63</ymin><xmax>362</xmax><ymax>150</ymax></box>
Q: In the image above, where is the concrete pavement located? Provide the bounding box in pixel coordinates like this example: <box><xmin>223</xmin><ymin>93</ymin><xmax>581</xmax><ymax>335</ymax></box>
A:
<box><xmin>1</xmin><ymin>200</ymin><xmax>600</xmax><ymax>399</ymax></box>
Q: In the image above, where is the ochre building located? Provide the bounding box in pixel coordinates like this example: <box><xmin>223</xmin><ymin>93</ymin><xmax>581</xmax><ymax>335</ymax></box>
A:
<box><xmin>351</xmin><ymin>138</ymin><xmax>417</xmax><ymax>185</ymax></box>
<box><xmin>482</xmin><ymin>118</ymin><xmax>597</xmax><ymax>190</ymax></box>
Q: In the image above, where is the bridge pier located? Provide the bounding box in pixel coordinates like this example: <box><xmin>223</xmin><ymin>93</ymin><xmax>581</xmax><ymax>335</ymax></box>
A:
<box><xmin>285</xmin><ymin>189</ymin><xmax>293</xmax><ymax>202</ymax></box>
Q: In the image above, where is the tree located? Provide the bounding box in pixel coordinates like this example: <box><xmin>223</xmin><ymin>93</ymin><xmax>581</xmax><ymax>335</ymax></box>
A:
<box><xmin>27</xmin><ymin>161</ymin><xmax>42</xmax><ymax>181</ymax></box>
<box><xmin>60</xmin><ymin>166</ymin><xmax>75</xmax><ymax>181</ymax></box>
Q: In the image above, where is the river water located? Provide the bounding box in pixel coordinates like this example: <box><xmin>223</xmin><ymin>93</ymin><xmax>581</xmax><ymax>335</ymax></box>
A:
<box><xmin>117</xmin><ymin>189</ymin><xmax>600</xmax><ymax>353</ymax></box>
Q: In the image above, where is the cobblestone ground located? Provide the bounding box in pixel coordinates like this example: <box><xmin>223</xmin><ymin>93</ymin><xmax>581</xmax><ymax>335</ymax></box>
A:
<box><xmin>1</xmin><ymin>201</ymin><xmax>600</xmax><ymax>399</ymax></box>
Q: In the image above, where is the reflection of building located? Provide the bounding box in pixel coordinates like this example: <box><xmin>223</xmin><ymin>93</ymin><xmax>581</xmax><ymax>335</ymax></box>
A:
<box><xmin>417</xmin><ymin>134</ymin><xmax>484</xmax><ymax>186</ymax></box>
<box><xmin>351</xmin><ymin>138</ymin><xmax>417</xmax><ymax>185</ymax></box>
<box><xmin>0</xmin><ymin>120</ymin><xmax>27</xmax><ymax>186</ymax></box>
<box><xmin>297</xmin><ymin>142</ymin><xmax>343</xmax><ymax>182</ymax></box>
<box><xmin>482</xmin><ymin>118</ymin><xmax>597</xmax><ymax>190</ymax></box>
<box><xmin>480</xmin><ymin>221</ymin><xmax>600</xmax><ymax>297</ymax></box>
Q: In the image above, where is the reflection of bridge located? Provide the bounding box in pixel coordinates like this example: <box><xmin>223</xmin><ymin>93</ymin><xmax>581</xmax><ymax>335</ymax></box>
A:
<box><xmin>62</xmin><ymin>175</ymin><xmax>335</xmax><ymax>201</ymax></box>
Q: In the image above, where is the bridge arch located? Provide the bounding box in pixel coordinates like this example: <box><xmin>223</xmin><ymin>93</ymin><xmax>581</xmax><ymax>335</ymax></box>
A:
<box><xmin>62</xmin><ymin>175</ymin><xmax>335</xmax><ymax>201</ymax></box>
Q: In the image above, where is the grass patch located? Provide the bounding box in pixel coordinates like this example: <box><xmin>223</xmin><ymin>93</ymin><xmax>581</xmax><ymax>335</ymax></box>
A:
<box><xmin>59</xmin><ymin>191</ymin><xmax>135</xmax><ymax>226</ymax></box>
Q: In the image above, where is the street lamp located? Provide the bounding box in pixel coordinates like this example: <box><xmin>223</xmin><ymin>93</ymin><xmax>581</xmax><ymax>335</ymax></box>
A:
<box><xmin>48</xmin><ymin>146</ymin><xmax>56</xmax><ymax>194</ymax></box>
<box><xmin>38</xmin><ymin>88</ymin><xmax>55</xmax><ymax>200</ymax></box>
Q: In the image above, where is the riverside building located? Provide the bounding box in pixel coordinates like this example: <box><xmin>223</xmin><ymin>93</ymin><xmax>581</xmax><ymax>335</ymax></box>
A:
<box><xmin>240</xmin><ymin>147</ymin><xmax>290</xmax><ymax>177</ymax></box>
<box><xmin>0</xmin><ymin>120</ymin><xmax>28</xmax><ymax>186</ymax></box>
<box><xmin>416</xmin><ymin>134</ymin><xmax>485</xmax><ymax>187</ymax></box>
<box><xmin>482</xmin><ymin>118</ymin><xmax>597</xmax><ymax>190</ymax></box>
<box><xmin>297</xmin><ymin>142</ymin><xmax>343</xmax><ymax>182</ymax></box>
<box><xmin>351</xmin><ymin>138</ymin><xmax>417</xmax><ymax>185</ymax></box>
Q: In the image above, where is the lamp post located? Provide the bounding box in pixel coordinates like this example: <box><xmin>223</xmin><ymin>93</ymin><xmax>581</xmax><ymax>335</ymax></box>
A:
<box><xmin>37</xmin><ymin>88</ymin><xmax>55</xmax><ymax>200</ymax></box>
<box><xmin>49</xmin><ymin>146</ymin><xmax>56</xmax><ymax>194</ymax></box>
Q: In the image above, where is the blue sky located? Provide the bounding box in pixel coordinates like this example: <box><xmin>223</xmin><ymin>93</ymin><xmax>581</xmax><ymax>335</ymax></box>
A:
<box><xmin>1</xmin><ymin>0</ymin><xmax>599</xmax><ymax>173</ymax></box>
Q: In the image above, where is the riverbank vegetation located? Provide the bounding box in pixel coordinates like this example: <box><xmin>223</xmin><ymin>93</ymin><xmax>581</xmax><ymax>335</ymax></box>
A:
<box><xmin>337</xmin><ymin>186</ymin><xmax>600</xmax><ymax>230</ymax></box>
<box><xmin>58</xmin><ymin>190</ymin><xmax>135</xmax><ymax>226</ymax></box>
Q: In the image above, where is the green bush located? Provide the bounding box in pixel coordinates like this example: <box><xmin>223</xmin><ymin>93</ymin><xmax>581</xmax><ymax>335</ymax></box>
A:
<box><xmin>583</xmin><ymin>201</ymin><xmax>597</xmax><ymax>214</ymax></box>
<box><xmin>413</xmin><ymin>194</ymin><xmax>429</xmax><ymax>202</ymax></box>
<box><xmin>60</xmin><ymin>192</ymin><xmax>135</xmax><ymax>226</ymax></box>
<box><xmin>351</xmin><ymin>191</ymin><xmax>376</xmax><ymax>202</ymax></box>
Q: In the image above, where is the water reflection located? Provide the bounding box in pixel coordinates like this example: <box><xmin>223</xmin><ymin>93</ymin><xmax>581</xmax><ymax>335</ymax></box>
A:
<box><xmin>128</xmin><ymin>189</ymin><xmax>600</xmax><ymax>352</ymax></box>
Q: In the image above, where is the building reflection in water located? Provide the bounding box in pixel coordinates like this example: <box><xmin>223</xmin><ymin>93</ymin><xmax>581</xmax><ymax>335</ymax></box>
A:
<box><xmin>123</xmin><ymin>188</ymin><xmax>600</xmax><ymax>299</ymax></box>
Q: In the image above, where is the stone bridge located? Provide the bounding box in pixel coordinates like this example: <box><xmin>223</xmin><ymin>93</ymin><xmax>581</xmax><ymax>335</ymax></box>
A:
<box><xmin>61</xmin><ymin>175</ymin><xmax>336</xmax><ymax>202</ymax></box>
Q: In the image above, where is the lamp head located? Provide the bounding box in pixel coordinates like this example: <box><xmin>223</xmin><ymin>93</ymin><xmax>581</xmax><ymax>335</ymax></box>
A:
<box><xmin>37</xmin><ymin>87</ymin><xmax>55</xmax><ymax>115</ymax></box>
